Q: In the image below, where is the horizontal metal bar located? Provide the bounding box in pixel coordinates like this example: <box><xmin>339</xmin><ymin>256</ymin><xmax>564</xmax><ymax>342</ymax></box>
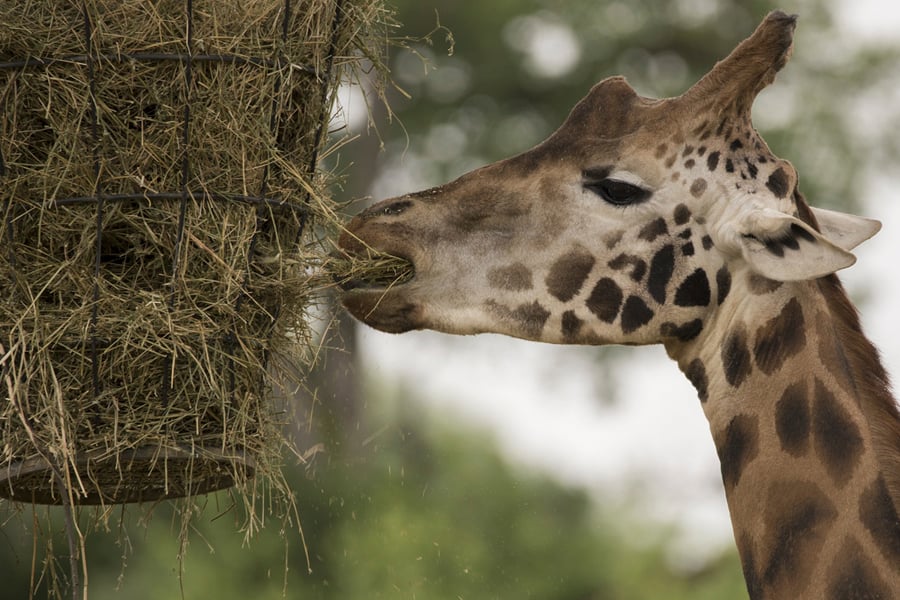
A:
<box><xmin>0</xmin><ymin>52</ymin><xmax>317</xmax><ymax>75</ymax></box>
<box><xmin>38</xmin><ymin>191</ymin><xmax>307</xmax><ymax>212</ymax></box>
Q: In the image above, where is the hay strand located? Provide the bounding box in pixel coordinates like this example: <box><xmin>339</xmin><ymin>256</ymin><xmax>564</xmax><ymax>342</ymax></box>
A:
<box><xmin>0</xmin><ymin>0</ymin><xmax>412</xmax><ymax>595</ymax></box>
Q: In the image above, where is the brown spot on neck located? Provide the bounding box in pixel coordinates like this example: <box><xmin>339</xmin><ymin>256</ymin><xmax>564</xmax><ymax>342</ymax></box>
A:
<box><xmin>811</xmin><ymin>272</ymin><xmax>900</xmax><ymax>509</ymax></box>
<box><xmin>759</xmin><ymin>481</ymin><xmax>838</xmax><ymax>597</ymax></box>
<box><xmin>775</xmin><ymin>380</ymin><xmax>811</xmax><ymax>457</ymax></box>
<box><xmin>721</xmin><ymin>325</ymin><xmax>753</xmax><ymax>387</ymax></box>
<box><xmin>827</xmin><ymin>537</ymin><xmax>892</xmax><ymax>600</ymax></box>
<box><xmin>812</xmin><ymin>377</ymin><xmax>865</xmax><ymax>488</ymax></box>
<box><xmin>716</xmin><ymin>414</ymin><xmax>759</xmax><ymax>491</ymax></box>
<box><xmin>752</xmin><ymin>297</ymin><xmax>805</xmax><ymax>375</ymax></box>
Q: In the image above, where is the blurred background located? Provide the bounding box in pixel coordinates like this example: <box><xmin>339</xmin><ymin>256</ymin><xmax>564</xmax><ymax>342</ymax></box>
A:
<box><xmin>3</xmin><ymin>0</ymin><xmax>899</xmax><ymax>598</ymax></box>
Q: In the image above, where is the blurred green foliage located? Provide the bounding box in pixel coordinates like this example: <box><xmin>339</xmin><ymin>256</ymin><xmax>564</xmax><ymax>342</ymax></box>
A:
<box><xmin>362</xmin><ymin>0</ymin><xmax>900</xmax><ymax>212</ymax></box>
<box><xmin>1</xmin><ymin>396</ymin><xmax>746</xmax><ymax>599</ymax></box>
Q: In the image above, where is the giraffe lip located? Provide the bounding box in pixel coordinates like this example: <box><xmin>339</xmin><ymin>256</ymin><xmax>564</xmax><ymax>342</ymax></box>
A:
<box><xmin>334</xmin><ymin>251</ymin><xmax>416</xmax><ymax>292</ymax></box>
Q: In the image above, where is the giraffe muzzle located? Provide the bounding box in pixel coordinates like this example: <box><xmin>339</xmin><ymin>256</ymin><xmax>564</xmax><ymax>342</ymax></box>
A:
<box><xmin>335</xmin><ymin>206</ymin><xmax>425</xmax><ymax>333</ymax></box>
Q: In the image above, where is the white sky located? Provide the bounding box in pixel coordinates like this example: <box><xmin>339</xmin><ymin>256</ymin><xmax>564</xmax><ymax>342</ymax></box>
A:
<box><xmin>350</xmin><ymin>2</ymin><xmax>900</xmax><ymax>562</ymax></box>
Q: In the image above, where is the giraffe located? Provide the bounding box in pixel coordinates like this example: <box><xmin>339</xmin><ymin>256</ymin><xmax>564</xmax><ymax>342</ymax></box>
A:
<box><xmin>338</xmin><ymin>11</ymin><xmax>900</xmax><ymax>599</ymax></box>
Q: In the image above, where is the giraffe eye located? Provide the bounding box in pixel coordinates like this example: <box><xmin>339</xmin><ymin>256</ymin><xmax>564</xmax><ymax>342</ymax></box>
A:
<box><xmin>584</xmin><ymin>178</ymin><xmax>651</xmax><ymax>206</ymax></box>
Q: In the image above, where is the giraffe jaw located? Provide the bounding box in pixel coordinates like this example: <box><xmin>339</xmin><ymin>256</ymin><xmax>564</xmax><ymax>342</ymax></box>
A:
<box><xmin>337</xmin><ymin>249</ymin><xmax>421</xmax><ymax>333</ymax></box>
<box><xmin>335</xmin><ymin>231</ymin><xmax>422</xmax><ymax>333</ymax></box>
<box><xmin>341</xmin><ymin>287</ymin><xmax>423</xmax><ymax>333</ymax></box>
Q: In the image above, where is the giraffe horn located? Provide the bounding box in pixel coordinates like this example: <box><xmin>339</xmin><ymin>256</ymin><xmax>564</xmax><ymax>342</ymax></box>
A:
<box><xmin>680</xmin><ymin>11</ymin><xmax>797</xmax><ymax>114</ymax></box>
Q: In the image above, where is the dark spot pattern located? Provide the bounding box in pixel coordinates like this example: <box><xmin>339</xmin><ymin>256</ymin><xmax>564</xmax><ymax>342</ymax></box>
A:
<box><xmin>763</xmin><ymin>237</ymin><xmax>786</xmax><ymax>257</ymax></box>
<box><xmin>608</xmin><ymin>254</ymin><xmax>647</xmax><ymax>282</ymax></box>
<box><xmin>817</xmin><ymin>329</ymin><xmax>857</xmax><ymax>397</ymax></box>
<box><xmin>859</xmin><ymin>476</ymin><xmax>900</xmax><ymax>565</ymax></box>
<box><xmin>682</xmin><ymin>242</ymin><xmax>695</xmax><ymax>256</ymax></box>
<box><xmin>647</xmin><ymin>244</ymin><xmax>675</xmax><ymax>304</ymax></box>
<box><xmin>716</xmin><ymin>266</ymin><xmax>732</xmax><ymax>305</ymax></box>
<box><xmin>621</xmin><ymin>295</ymin><xmax>654</xmax><ymax>334</ymax></box>
<box><xmin>586</xmin><ymin>277</ymin><xmax>623</xmax><ymax>323</ymax></box>
<box><xmin>604</xmin><ymin>230</ymin><xmax>625</xmax><ymax>249</ymax></box>
<box><xmin>756</xmin><ymin>226</ymin><xmax>805</xmax><ymax>257</ymax></box>
<box><xmin>487</xmin><ymin>300</ymin><xmax>551</xmax><ymax>338</ymax></box>
<box><xmin>730</xmin><ymin>138</ymin><xmax>744</xmax><ymax>151</ymax></box>
<box><xmin>702</xmin><ymin>235</ymin><xmax>714</xmax><ymax>250</ymax></box>
<box><xmin>661</xmin><ymin>319</ymin><xmax>703</xmax><ymax>343</ymax></box>
<box><xmin>775</xmin><ymin>380</ymin><xmax>810</xmax><ymax>457</ymax></box>
<box><xmin>792</xmin><ymin>223</ymin><xmax>817</xmax><ymax>243</ymax></box>
<box><xmin>654</xmin><ymin>143</ymin><xmax>668</xmax><ymax>159</ymax></box>
<box><xmin>546</xmin><ymin>249</ymin><xmax>596</xmax><ymax>302</ymax></box>
<box><xmin>673</xmin><ymin>203</ymin><xmax>691</xmax><ymax>225</ymax></box>
<box><xmin>753</xmin><ymin>297</ymin><xmax>806</xmax><ymax>375</ymax></box>
<box><xmin>761</xmin><ymin>482</ymin><xmax>838</xmax><ymax>594</ymax></box>
<box><xmin>722</xmin><ymin>327</ymin><xmax>752</xmax><ymax>387</ymax></box>
<box><xmin>487</xmin><ymin>263</ymin><xmax>533</xmax><ymax>291</ymax></box>
<box><xmin>678</xmin><ymin>228</ymin><xmax>692</xmax><ymax>240</ymax></box>
<box><xmin>674</xmin><ymin>268</ymin><xmax>711</xmax><ymax>307</ymax></box>
<box><xmin>583</xmin><ymin>165</ymin><xmax>614</xmax><ymax>181</ymax></box>
<box><xmin>716</xmin><ymin>414</ymin><xmax>759</xmax><ymax>491</ymax></box>
<box><xmin>737</xmin><ymin>534</ymin><xmax>764</xmax><ymax>600</ymax></box>
<box><xmin>707</xmin><ymin>151</ymin><xmax>720</xmax><ymax>171</ymax></box>
<box><xmin>725</xmin><ymin>158</ymin><xmax>735</xmax><ymax>173</ymax></box>
<box><xmin>747</xmin><ymin>273</ymin><xmax>783</xmax><ymax>295</ymax></box>
<box><xmin>813</xmin><ymin>378</ymin><xmax>864</xmax><ymax>488</ymax></box>
<box><xmin>561</xmin><ymin>310</ymin><xmax>583</xmax><ymax>340</ymax></box>
<box><xmin>683</xmin><ymin>358</ymin><xmax>708</xmax><ymax>402</ymax></box>
<box><xmin>766</xmin><ymin>167</ymin><xmax>790</xmax><ymax>198</ymax></box>
<box><xmin>744</xmin><ymin>159</ymin><xmax>759</xmax><ymax>180</ymax></box>
<box><xmin>826</xmin><ymin>538</ymin><xmax>891</xmax><ymax>600</ymax></box>
<box><xmin>638</xmin><ymin>218</ymin><xmax>668</xmax><ymax>242</ymax></box>
<box><xmin>716</xmin><ymin>119</ymin><xmax>728</xmax><ymax>136</ymax></box>
<box><xmin>690</xmin><ymin>178</ymin><xmax>707</xmax><ymax>198</ymax></box>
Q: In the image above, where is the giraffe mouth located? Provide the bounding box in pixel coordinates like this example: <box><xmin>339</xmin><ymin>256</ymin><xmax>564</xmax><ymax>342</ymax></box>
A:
<box><xmin>335</xmin><ymin>252</ymin><xmax>416</xmax><ymax>292</ymax></box>
<box><xmin>336</xmin><ymin>253</ymin><xmax>422</xmax><ymax>334</ymax></box>
<box><xmin>335</xmin><ymin>213</ymin><xmax>424</xmax><ymax>332</ymax></box>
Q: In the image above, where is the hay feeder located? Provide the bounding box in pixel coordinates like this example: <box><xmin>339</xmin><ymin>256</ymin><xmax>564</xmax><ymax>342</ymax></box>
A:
<box><xmin>0</xmin><ymin>0</ymin><xmax>360</xmax><ymax>505</ymax></box>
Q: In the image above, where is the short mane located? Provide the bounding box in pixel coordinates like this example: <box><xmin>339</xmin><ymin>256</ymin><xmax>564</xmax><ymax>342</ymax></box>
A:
<box><xmin>798</xmin><ymin>194</ymin><xmax>900</xmax><ymax>508</ymax></box>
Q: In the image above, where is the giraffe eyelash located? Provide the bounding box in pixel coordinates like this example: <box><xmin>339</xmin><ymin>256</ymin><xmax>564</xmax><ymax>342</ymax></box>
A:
<box><xmin>583</xmin><ymin>177</ymin><xmax>652</xmax><ymax>206</ymax></box>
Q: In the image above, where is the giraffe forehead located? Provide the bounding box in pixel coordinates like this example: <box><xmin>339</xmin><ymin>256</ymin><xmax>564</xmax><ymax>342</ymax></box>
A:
<box><xmin>644</xmin><ymin>118</ymin><xmax>797</xmax><ymax>204</ymax></box>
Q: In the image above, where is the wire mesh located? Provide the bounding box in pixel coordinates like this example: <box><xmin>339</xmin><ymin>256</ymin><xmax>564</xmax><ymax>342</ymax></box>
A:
<box><xmin>0</xmin><ymin>0</ymin><xmax>341</xmax><ymax>505</ymax></box>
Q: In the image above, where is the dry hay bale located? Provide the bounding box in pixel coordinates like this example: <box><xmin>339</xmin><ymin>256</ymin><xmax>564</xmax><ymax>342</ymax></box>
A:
<box><xmin>0</xmin><ymin>0</ymin><xmax>403</xmax><ymax>507</ymax></box>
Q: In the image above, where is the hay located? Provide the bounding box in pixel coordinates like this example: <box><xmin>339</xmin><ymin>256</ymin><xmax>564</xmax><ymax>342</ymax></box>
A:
<box><xmin>0</xmin><ymin>0</ymin><xmax>397</xmax><ymax>510</ymax></box>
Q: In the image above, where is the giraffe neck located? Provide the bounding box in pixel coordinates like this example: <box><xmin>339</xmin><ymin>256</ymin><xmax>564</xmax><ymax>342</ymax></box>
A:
<box><xmin>668</xmin><ymin>270</ymin><xmax>900</xmax><ymax>599</ymax></box>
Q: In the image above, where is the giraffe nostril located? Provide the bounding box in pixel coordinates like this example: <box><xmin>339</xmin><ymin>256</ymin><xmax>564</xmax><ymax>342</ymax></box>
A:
<box><xmin>380</xmin><ymin>200</ymin><xmax>413</xmax><ymax>217</ymax></box>
<box><xmin>357</xmin><ymin>199</ymin><xmax>413</xmax><ymax>220</ymax></box>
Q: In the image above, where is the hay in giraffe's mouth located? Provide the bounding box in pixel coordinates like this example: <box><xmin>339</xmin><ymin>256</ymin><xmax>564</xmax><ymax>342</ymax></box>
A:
<box><xmin>331</xmin><ymin>251</ymin><xmax>416</xmax><ymax>292</ymax></box>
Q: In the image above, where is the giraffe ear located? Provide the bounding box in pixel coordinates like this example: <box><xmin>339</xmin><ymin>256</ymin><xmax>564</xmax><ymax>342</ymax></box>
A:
<box><xmin>737</xmin><ymin>208</ymin><xmax>860</xmax><ymax>281</ymax></box>
<box><xmin>809</xmin><ymin>206</ymin><xmax>881</xmax><ymax>251</ymax></box>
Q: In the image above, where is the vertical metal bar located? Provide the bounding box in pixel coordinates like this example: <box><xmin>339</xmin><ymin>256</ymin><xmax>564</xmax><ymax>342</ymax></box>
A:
<box><xmin>1</xmin><ymin>97</ymin><xmax>13</xmax><ymax>272</ymax></box>
<box><xmin>84</xmin><ymin>1</ymin><xmax>104</xmax><ymax>401</ymax></box>
<box><xmin>306</xmin><ymin>0</ymin><xmax>346</xmax><ymax>181</ymax></box>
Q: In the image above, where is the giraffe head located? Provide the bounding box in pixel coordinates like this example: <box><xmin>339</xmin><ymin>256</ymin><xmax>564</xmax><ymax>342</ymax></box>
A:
<box><xmin>339</xmin><ymin>11</ymin><xmax>879</xmax><ymax>349</ymax></box>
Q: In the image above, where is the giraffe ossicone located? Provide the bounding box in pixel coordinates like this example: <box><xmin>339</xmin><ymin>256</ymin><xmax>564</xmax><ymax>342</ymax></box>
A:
<box><xmin>339</xmin><ymin>10</ymin><xmax>900</xmax><ymax>599</ymax></box>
